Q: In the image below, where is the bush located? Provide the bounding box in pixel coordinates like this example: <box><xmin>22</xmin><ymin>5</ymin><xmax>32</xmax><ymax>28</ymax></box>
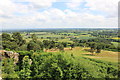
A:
<box><xmin>30</xmin><ymin>52</ymin><xmax>118</xmax><ymax>79</ymax></box>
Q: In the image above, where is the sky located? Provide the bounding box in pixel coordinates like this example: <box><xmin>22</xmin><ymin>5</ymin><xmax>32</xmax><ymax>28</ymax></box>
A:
<box><xmin>0</xmin><ymin>0</ymin><xmax>119</xmax><ymax>30</ymax></box>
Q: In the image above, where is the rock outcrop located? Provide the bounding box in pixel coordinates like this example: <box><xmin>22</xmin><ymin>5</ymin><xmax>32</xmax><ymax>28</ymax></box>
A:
<box><xmin>0</xmin><ymin>50</ymin><xmax>19</xmax><ymax>64</ymax></box>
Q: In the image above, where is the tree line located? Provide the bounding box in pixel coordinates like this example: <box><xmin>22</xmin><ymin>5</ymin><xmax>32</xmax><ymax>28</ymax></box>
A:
<box><xmin>2</xmin><ymin>32</ymin><xmax>120</xmax><ymax>53</ymax></box>
<box><xmin>2</xmin><ymin>32</ymin><xmax>71</xmax><ymax>52</ymax></box>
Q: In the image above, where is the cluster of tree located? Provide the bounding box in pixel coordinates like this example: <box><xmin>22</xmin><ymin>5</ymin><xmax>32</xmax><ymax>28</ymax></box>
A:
<box><xmin>2</xmin><ymin>32</ymin><xmax>120</xmax><ymax>53</ymax></box>
<box><xmin>88</xmin><ymin>42</ymin><xmax>105</xmax><ymax>53</ymax></box>
<box><xmin>90</xmin><ymin>30</ymin><xmax>119</xmax><ymax>38</ymax></box>
<box><xmin>2</xmin><ymin>32</ymin><xmax>76</xmax><ymax>52</ymax></box>
<box><xmin>2</xmin><ymin>52</ymin><xmax>118</xmax><ymax>79</ymax></box>
<box><xmin>72</xmin><ymin>38</ymin><xmax>120</xmax><ymax>52</ymax></box>
<box><xmin>2</xmin><ymin>32</ymin><xmax>26</xmax><ymax>50</ymax></box>
<box><xmin>27</xmin><ymin>34</ymin><xmax>43</xmax><ymax>52</ymax></box>
<box><xmin>27</xmin><ymin>35</ymin><xmax>65</xmax><ymax>52</ymax></box>
<box><xmin>45</xmin><ymin>37</ymin><xmax>65</xmax><ymax>40</ymax></box>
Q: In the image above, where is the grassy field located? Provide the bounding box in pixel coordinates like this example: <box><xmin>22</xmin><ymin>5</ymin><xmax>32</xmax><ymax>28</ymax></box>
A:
<box><xmin>112</xmin><ymin>42</ymin><xmax>120</xmax><ymax>48</ymax></box>
<box><xmin>47</xmin><ymin>47</ymin><xmax>119</xmax><ymax>63</ymax></box>
<box><xmin>57</xmin><ymin>39</ymin><xmax>73</xmax><ymax>43</ymax></box>
<box><xmin>20</xmin><ymin>32</ymin><xmax>97</xmax><ymax>44</ymax></box>
<box><xmin>7</xmin><ymin>31</ymin><xmax>119</xmax><ymax>63</ymax></box>
<box><xmin>21</xmin><ymin>32</ymin><xmax>118</xmax><ymax>63</ymax></box>
<box><xmin>78</xmin><ymin>35</ymin><xmax>96</xmax><ymax>39</ymax></box>
<box><xmin>112</xmin><ymin>37</ymin><xmax>120</xmax><ymax>40</ymax></box>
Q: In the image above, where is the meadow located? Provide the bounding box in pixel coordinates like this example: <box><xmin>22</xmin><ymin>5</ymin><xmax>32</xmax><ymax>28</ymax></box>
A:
<box><xmin>1</xmin><ymin>28</ymin><xmax>120</xmax><ymax>79</ymax></box>
<box><xmin>20</xmin><ymin>29</ymin><xmax>119</xmax><ymax>63</ymax></box>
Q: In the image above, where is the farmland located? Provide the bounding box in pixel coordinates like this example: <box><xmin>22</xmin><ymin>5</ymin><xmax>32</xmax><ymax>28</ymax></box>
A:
<box><xmin>47</xmin><ymin>47</ymin><xmax>119</xmax><ymax>63</ymax></box>
<box><xmin>1</xmin><ymin>28</ymin><xmax>120</xmax><ymax>79</ymax></box>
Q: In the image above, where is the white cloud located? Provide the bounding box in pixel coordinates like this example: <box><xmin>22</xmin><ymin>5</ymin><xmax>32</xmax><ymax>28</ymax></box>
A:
<box><xmin>0</xmin><ymin>0</ymin><xmax>16</xmax><ymax>16</ymax></box>
<box><xmin>85</xmin><ymin>0</ymin><xmax>119</xmax><ymax>17</ymax></box>
<box><xmin>2</xmin><ymin>8</ymin><xmax>118</xmax><ymax>29</ymax></box>
<box><xmin>0</xmin><ymin>0</ymin><xmax>119</xmax><ymax>29</ymax></box>
<box><xmin>17</xmin><ymin>0</ymin><xmax>57</xmax><ymax>9</ymax></box>
<box><xmin>66</xmin><ymin>0</ymin><xmax>119</xmax><ymax>17</ymax></box>
<box><xmin>66</xmin><ymin>0</ymin><xmax>83</xmax><ymax>9</ymax></box>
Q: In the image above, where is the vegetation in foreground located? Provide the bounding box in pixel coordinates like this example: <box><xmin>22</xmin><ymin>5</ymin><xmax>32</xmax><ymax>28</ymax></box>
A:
<box><xmin>1</xmin><ymin>28</ymin><xmax>120</xmax><ymax>79</ymax></box>
<box><xmin>1</xmin><ymin>52</ymin><xmax>119</xmax><ymax>79</ymax></box>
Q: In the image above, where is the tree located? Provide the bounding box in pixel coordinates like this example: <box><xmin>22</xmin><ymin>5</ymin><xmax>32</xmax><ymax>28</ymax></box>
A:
<box><xmin>61</xmin><ymin>42</ymin><xmax>68</xmax><ymax>47</ymax></box>
<box><xmin>2</xmin><ymin>58</ymin><xmax>19</xmax><ymax>78</ymax></box>
<box><xmin>89</xmin><ymin>42</ymin><xmax>97</xmax><ymax>54</ymax></box>
<box><xmin>27</xmin><ymin>41</ymin><xmax>41</xmax><ymax>52</ymax></box>
<box><xmin>12</xmin><ymin>32</ymin><xmax>26</xmax><ymax>47</ymax></box>
<box><xmin>37</xmin><ymin>41</ymin><xmax>44</xmax><ymax>51</ymax></box>
<box><xmin>2</xmin><ymin>41</ymin><xmax>18</xmax><ymax>50</ymax></box>
<box><xmin>96</xmin><ymin>45</ymin><xmax>102</xmax><ymax>53</ymax></box>
<box><xmin>70</xmin><ymin>43</ymin><xmax>75</xmax><ymax>50</ymax></box>
<box><xmin>49</xmin><ymin>40</ymin><xmax>56</xmax><ymax>49</ymax></box>
<box><xmin>56</xmin><ymin>43</ymin><xmax>64</xmax><ymax>51</ymax></box>
<box><xmin>19</xmin><ymin>56</ymin><xmax>32</xmax><ymax>78</ymax></box>
<box><xmin>2</xmin><ymin>32</ymin><xmax>25</xmax><ymax>50</ymax></box>
<box><xmin>43</xmin><ymin>40</ymin><xmax>50</xmax><ymax>51</ymax></box>
<box><xmin>31</xmin><ymin>34</ymin><xmax>38</xmax><ymax>42</ymax></box>
<box><xmin>2</xmin><ymin>33</ymin><xmax>11</xmax><ymax>41</ymax></box>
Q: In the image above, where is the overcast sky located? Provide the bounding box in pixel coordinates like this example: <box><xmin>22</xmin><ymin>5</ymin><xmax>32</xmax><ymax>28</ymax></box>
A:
<box><xmin>0</xmin><ymin>0</ymin><xmax>119</xmax><ymax>30</ymax></box>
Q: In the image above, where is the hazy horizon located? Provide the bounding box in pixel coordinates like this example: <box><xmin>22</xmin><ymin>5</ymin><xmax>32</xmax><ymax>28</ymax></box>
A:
<box><xmin>1</xmin><ymin>27</ymin><xmax>119</xmax><ymax>32</ymax></box>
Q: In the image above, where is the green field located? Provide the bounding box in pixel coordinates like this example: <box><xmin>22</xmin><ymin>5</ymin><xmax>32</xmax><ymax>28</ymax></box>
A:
<box><xmin>48</xmin><ymin>47</ymin><xmax>118</xmax><ymax>63</ymax></box>
<box><xmin>112</xmin><ymin>42</ymin><xmax>120</xmax><ymax>48</ymax></box>
<box><xmin>1</xmin><ymin>29</ymin><xmax>119</xmax><ymax>79</ymax></box>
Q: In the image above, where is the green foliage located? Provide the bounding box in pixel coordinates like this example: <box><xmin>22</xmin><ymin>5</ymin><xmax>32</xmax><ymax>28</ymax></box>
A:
<box><xmin>70</xmin><ymin>43</ymin><xmax>75</xmax><ymax>50</ymax></box>
<box><xmin>2</xmin><ymin>33</ymin><xmax>11</xmax><ymax>41</ymax></box>
<box><xmin>2</xmin><ymin>32</ymin><xmax>26</xmax><ymax>50</ymax></box>
<box><xmin>2</xmin><ymin>47</ymin><xmax>118</xmax><ymax>79</ymax></box>
<box><xmin>27</xmin><ymin>41</ymin><xmax>43</xmax><ymax>51</ymax></box>
<box><xmin>2</xmin><ymin>41</ymin><xmax>18</xmax><ymax>50</ymax></box>
<box><xmin>43</xmin><ymin>40</ymin><xmax>56</xmax><ymax>49</ymax></box>
<box><xmin>16</xmin><ymin>51</ymin><xmax>33</xmax><ymax>70</ymax></box>
<box><xmin>2</xmin><ymin>58</ymin><xmax>19</xmax><ymax>78</ymax></box>
<box><xmin>1</xmin><ymin>29</ymin><xmax>119</xmax><ymax>79</ymax></box>
<box><xmin>12</xmin><ymin>32</ymin><xmax>26</xmax><ymax>47</ymax></box>
<box><xmin>30</xmin><ymin>52</ymin><xmax>118</xmax><ymax>79</ymax></box>
<box><xmin>61</xmin><ymin>42</ymin><xmax>68</xmax><ymax>47</ymax></box>
<box><xmin>56</xmin><ymin>43</ymin><xmax>64</xmax><ymax>51</ymax></box>
<box><xmin>31</xmin><ymin>34</ymin><xmax>38</xmax><ymax>42</ymax></box>
<box><xmin>19</xmin><ymin>56</ymin><xmax>32</xmax><ymax>78</ymax></box>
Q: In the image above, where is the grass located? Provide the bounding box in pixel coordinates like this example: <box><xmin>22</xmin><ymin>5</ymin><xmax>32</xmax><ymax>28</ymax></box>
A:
<box><xmin>112</xmin><ymin>37</ymin><xmax>120</xmax><ymax>40</ymax></box>
<box><xmin>22</xmin><ymin>32</ymin><xmax>96</xmax><ymax>43</ymax></box>
<box><xmin>47</xmin><ymin>47</ymin><xmax>118</xmax><ymax>63</ymax></box>
<box><xmin>37</xmin><ymin>34</ymin><xmax>64</xmax><ymax>38</ymax></box>
<box><xmin>111</xmin><ymin>42</ymin><xmax>120</xmax><ymax>48</ymax></box>
<box><xmin>60</xmin><ymin>32</ymin><xmax>78</xmax><ymax>36</ymax></box>
<box><xmin>57</xmin><ymin>39</ymin><xmax>73</xmax><ymax>43</ymax></box>
<box><xmin>64</xmin><ymin>47</ymin><xmax>88</xmax><ymax>56</ymax></box>
<box><xmin>78</xmin><ymin>34</ymin><xmax>96</xmax><ymax>39</ymax></box>
<box><xmin>83</xmin><ymin>50</ymin><xmax>119</xmax><ymax>63</ymax></box>
<box><xmin>19</xmin><ymin>32</ymin><xmax>119</xmax><ymax>63</ymax></box>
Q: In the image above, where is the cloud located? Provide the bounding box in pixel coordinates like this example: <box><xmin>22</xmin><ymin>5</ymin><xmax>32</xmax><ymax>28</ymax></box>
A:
<box><xmin>66</xmin><ymin>0</ymin><xmax>83</xmax><ymax>9</ymax></box>
<box><xmin>0</xmin><ymin>0</ymin><xmax>16</xmax><ymax>16</ymax></box>
<box><xmin>0</xmin><ymin>0</ymin><xmax>119</xmax><ymax>30</ymax></box>
<box><xmin>66</xmin><ymin>0</ymin><xmax>119</xmax><ymax>18</ymax></box>
<box><xmin>2</xmin><ymin>8</ymin><xmax>118</xmax><ymax>29</ymax></box>
<box><xmin>15</xmin><ymin>0</ymin><xmax>57</xmax><ymax>9</ymax></box>
<box><xmin>85</xmin><ymin>0</ymin><xmax>119</xmax><ymax>17</ymax></box>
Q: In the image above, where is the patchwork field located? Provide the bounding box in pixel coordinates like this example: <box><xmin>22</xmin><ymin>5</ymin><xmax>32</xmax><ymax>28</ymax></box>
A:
<box><xmin>112</xmin><ymin>37</ymin><xmax>120</xmax><ymax>40</ymax></box>
<box><xmin>47</xmin><ymin>47</ymin><xmax>119</xmax><ymax>63</ymax></box>
<box><xmin>112</xmin><ymin>42</ymin><xmax>120</xmax><ymax>48</ymax></box>
<box><xmin>1</xmin><ymin>29</ymin><xmax>119</xmax><ymax>79</ymax></box>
